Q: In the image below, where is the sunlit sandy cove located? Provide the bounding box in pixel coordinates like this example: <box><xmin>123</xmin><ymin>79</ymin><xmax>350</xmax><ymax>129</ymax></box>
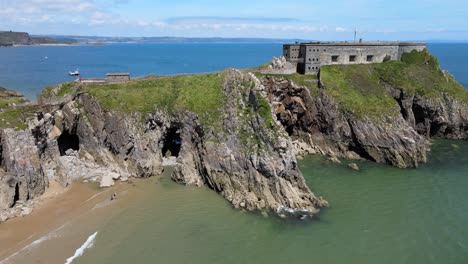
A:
<box><xmin>0</xmin><ymin>179</ymin><xmax>146</xmax><ymax>264</ymax></box>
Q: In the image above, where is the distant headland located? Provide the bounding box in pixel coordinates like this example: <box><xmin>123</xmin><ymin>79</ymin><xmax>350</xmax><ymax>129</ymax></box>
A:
<box><xmin>0</xmin><ymin>31</ymin><xmax>76</xmax><ymax>47</ymax></box>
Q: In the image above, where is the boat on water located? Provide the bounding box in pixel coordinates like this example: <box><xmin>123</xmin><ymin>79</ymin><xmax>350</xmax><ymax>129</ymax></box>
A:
<box><xmin>69</xmin><ymin>70</ymin><xmax>80</xmax><ymax>76</ymax></box>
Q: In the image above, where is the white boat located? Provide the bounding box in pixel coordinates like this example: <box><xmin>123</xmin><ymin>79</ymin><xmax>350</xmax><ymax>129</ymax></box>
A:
<box><xmin>69</xmin><ymin>70</ymin><xmax>80</xmax><ymax>76</ymax></box>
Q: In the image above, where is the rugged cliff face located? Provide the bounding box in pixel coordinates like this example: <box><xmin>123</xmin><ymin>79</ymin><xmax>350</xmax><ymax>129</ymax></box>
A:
<box><xmin>389</xmin><ymin>86</ymin><xmax>467</xmax><ymax>139</ymax></box>
<box><xmin>0</xmin><ymin>70</ymin><xmax>327</xmax><ymax>221</ymax></box>
<box><xmin>262</xmin><ymin>76</ymin><xmax>428</xmax><ymax>168</ymax></box>
<box><xmin>258</xmin><ymin>50</ymin><xmax>467</xmax><ymax>168</ymax></box>
<box><xmin>0</xmin><ymin>50</ymin><xmax>466</xmax><ymax>222</ymax></box>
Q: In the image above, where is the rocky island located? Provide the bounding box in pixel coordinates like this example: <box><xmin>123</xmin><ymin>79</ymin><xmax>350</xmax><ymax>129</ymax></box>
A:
<box><xmin>0</xmin><ymin>49</ymin><xmax>466</xmax><ymax>222</ymax></box>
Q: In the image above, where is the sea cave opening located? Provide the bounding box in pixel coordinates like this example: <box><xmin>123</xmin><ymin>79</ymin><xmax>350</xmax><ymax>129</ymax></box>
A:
<box><xmin>12</xmin><ymin>183</ymin><xmax>19</xmax><ymax>208</ymax></box>
<box><xmin>57</xmin><ymin>130</ymin><xmax>80</xmax><ymax>156</ymax></box>
<box><xmin>162</xmin><ymin>127</ymin><xmax>182</xmax><ymax>158</ymax></box>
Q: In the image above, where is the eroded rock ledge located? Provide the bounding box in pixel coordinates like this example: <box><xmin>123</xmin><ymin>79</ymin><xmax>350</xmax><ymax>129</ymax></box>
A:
<box><xmin>262</xmin><ymin>76</ymin><xmax>430</xmax><ymax>168</ymax></box>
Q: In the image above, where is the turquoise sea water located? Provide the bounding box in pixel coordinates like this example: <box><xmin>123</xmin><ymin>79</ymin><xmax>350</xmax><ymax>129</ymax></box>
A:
<box><xmin>0</xmin><ymin>43</ymin><xmax>466</xmax><ymax>100</ymax></box>
<box><xmin>72</xmin><ymin>140</ymin><xmax>468</xmax><ymax>264</ymax></box>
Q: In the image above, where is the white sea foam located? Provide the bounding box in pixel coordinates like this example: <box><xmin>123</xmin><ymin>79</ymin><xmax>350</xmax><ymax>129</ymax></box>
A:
<box><xmin>64</xmin><ymin>231</ymin><xmax>98</xmax><ymax>264</ymax></box>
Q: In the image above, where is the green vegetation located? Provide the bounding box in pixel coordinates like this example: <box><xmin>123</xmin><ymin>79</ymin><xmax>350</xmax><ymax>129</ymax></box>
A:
<box><xmin>253</xmin><ymin>62</ymin><xmax>272</xmax><ymax>70</ymax></box>
<box><xmin>0</xmin><ymin>97</ymin><xmax>28</xmax><ymax>109</ymax></box>
<box><xmin>41</xmin><ymin>82</ymin><xmax>76</xmax><ymax>98</ymax></box>
<box><xmin>0</xmin><ymin>106</ymin><xmax>40</xmax><ymax>130</ymax></box>
<box><xmin>0</xmin><ymin>31</ymin><xmax>59</xmax><ymax>46</ymax></box>
<box><xmin>233</xmin><ymin>80</ymin><xmax>277</xmax><ymax>152</ymax></box>
<box><xmin>320</xmin><ymin>49</ymin><xmax>468</xmax><ymax>118</ymax></box>
<box><xmin>254</xmin><ymin>72</ymin><xmax>320</xmax><ymax>94</ymax></box>
<box><xmin>86</xmin><ymin>73</ymin><xmax>226</xmax><ymax>127</ymax></box>
<box><xmin>377</xmin><ymin>50</ymin><xmax>467</xmax><ymax>103</ymax></box>
<box><xmin>257</xmin><ymin>96</ymin><xmax>273</xmax><ymax>127</ymax></box>
<box><xmin>320</xmin><ymin>64</ymin><xmax>399</xmax><ymax>118</ymax></box>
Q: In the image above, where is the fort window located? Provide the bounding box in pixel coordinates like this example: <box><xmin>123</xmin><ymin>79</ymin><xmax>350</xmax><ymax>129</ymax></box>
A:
<box><xmin>367</xmin><ymin>55</ymin><xmax>374</xmax><ymax>62</ymax></box>
<box><xmin>332</xmin><ymin>55</ymin><xmax>339</xmax><ymax>62</ymax></box>
<box><xmin>349</xmin><ymin>55</ymin><xmax>356</xmax><ymax>62</ymax></box>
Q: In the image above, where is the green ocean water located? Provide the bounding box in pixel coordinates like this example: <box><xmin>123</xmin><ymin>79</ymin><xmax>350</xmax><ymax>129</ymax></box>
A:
<box><xmin>75</xmin><ymin>140</ymin><xmax>468</xmax><ymax>264</ymax></box>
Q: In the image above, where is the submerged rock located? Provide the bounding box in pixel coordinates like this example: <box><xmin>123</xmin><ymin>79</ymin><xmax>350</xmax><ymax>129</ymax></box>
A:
<box><xmin>348</xmin><ymin>163</ymin><xmax>360</xmax><ymax>171</ymax></box>
<box><xmin>328</xmin><ymin>156</ymin><xmax>341</xmax><ymax>164</ymax></box>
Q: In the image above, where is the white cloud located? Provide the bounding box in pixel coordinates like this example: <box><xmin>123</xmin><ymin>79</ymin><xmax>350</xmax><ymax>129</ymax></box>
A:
<box><xmin>0</xmin><ymin>0</ymin><xmax>99</xmax><ymax>26</ymax></box>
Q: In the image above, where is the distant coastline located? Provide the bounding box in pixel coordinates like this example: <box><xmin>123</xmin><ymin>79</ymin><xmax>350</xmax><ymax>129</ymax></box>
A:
<box><xmin>0</xmin><ymin>30</ymin><xmax>76</xmax><ymax>47</ymax></box>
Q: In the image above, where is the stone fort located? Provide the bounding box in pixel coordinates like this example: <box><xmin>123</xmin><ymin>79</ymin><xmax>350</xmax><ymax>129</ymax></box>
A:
<box><xmin>283</xmin><ymin>41</ymin><xmax>426</xmax><ymax>74</ymax></box>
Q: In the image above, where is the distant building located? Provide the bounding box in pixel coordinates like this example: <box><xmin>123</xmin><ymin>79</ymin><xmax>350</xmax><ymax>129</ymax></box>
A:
<box><xmin>283</xmin><ymin>42</ymin><xmax>426</xmax><ymax>75</ymax></box>
<box><xmin>106</xmin><ymin>73</ymin><xmax>131</xmax><ymax>83</ymax></box>
<box><xmin>78</xmin><ymin>72</ymin><xmax>131</xmax><ymax>84</ymax></box>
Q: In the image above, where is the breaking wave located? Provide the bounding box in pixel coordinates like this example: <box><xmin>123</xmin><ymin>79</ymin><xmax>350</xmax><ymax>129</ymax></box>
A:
<box><xmin>64</xmin><ymin>231</ymin><xmax>98</xmax><ymax>264</ymax></box>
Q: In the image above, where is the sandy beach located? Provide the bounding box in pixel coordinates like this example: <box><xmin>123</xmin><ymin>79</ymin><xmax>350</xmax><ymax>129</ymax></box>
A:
<box><xmin>0</xmin><ymin>178</ymin><xmax>146</xmax><ymax>263</ymax></box>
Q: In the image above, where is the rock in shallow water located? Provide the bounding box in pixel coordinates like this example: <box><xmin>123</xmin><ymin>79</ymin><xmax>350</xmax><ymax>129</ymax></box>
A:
<box><xmin>100</xmin><ymin>174</ymin><xmax>115</xmax><ymax>188</ymax></box>
<box><xmin>348</xmin><ymin>163</ymin><xmax>360</xmax><ymax>171</ymax></box>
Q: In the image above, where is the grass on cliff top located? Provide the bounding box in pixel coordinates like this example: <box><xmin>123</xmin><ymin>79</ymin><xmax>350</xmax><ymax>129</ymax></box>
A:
<box><xmin>86</xmin><ymin>73</ymin><xmax>225</xmax><ymax>127</ymax></box>
<box><xmin>41</xmin><ymin>82</ymin><xmax>75</xmax><ymax>98</ymax></box>
<box><xmin>378</xmin><ymin>50</ymin><xmax>467</xmax><ymax>103</ymax></box>
<box><xmin>320</xmin><ymin>64</ymin><xmax>399</xmax><ymax>118</ymax></box>
<box><xmin>254</xmin><ymin>72</ymin><xmax>320</xmax><ymax>94</ymax></box>
<box><xmin>320</xmin><ymin>49</ymin><xmax>468</xmax><ymax>118</ymax></box>
<box><xmin>0</xmin><ymin>106</ymin><xmax>40</xmax><ymax>130</ymax></box>
<box><xmin>0</xmin><ymin>97</ymin><xmax>28</xmax><ymax>109</ymax></box>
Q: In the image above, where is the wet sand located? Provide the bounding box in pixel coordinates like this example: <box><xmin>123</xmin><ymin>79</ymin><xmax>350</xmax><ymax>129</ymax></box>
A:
<box><xmin>0</xmin><ymin>178</ymin><xmax>147</xmax><ymax>263</ymax></box>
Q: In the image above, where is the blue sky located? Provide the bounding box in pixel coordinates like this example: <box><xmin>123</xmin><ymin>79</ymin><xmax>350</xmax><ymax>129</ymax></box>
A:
<box><xmin>1</xmin><ymin>0</ymin><xmax>467</xmax><ymax>40</ymax></box>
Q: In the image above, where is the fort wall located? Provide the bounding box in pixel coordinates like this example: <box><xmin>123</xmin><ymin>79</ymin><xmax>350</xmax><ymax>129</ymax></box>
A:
<box><xmin>283</xmin><ymin>42</ymin><xmax>426</xmax><ymax>75</ymax></box>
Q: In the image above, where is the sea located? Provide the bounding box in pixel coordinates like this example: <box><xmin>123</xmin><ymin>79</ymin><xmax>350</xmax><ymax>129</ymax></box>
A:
<box><xmin>0</xmin><ymin>43</ymin><xmax>467</xmax><ymax>100</ymax></box>
<box><xmin>0</xmin><ymin>43</ymin><xmax>467</xmax><ymax>264</ymax></box>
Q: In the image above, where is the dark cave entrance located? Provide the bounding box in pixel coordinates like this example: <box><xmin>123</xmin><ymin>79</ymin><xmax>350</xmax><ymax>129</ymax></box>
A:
<box><xmin>162</xmin><ymin>127</ymin><xmax>182</xmax><ymax>158</ymax></box>
<box><xmin>12</xmin><ymin>183</ymin><xmax>20</xmax><ymax>208</ymax></box>
<box><xmin>58</xmin><ymin>130</ymin><xmax>80</xmax><ymax>156</ymax></box>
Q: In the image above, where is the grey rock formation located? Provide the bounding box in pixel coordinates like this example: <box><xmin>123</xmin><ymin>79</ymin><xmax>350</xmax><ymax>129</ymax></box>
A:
<box><xmin>262</xmin><ymin>75</ymin><xmax>440</xmax><ymax>168</ymax></box>
<box><xmin>388</xmin><ymin>86</ymin><xmax>468</xmax><ymax>139</ymax></box>
<box><xmin>348</xmin><ymin>163</ymin><xmax>360</xmax><ymax>171</ymax></box>
<box><xmin>0</xmin><ymin>68</ymin><xmax>466</xmax><ymax>221</ymax></box>
<box><xmin>1</xmin><ymin>129</ymin><xmax>47</xmax><ymax>202</ymax></box>
<box><xmin>0</xmin><ymin>69</ymin><xmax>327</xmax><ymax>220</ymax></box>
<box><xmin>172</xmin><ymin>70</ymin><xmax>324</xmax><ymax>213</ymax></box>
<box><xmin>261</xmin><ymin>56</ymin><xmax>297</xmax><ymax>75</ymax></box>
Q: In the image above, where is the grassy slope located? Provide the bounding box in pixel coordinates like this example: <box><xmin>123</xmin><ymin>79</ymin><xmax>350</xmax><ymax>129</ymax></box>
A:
<box><xmin>320</xmin><ymin>64</ymin><xmax>399</xmax><ymax>118</ymax></box>
<box><xmin>41</xmin><ymin>82</ymin><xmax>75</xmax><ymax>98</ymax></box>
<box><xmin>0</xmin><ymin>97</ymin><xmax>28</xmax><ymax>109</ymax></box>
<box><xmin>320</xmin><ymin>49</ymin><xmax>468</xmax><ymax>118</ymax></box>
<box><xmin>378</xmin><ymin>50</ymin><xmax>467</xmax><ymax>103</ymax></box>
<box><xmin>0</xmin><ymin>87</ymin><xmax>34</xmax><ymax>129</ymax></box>
<box><xmin>0</xmin><ymin>106</ymin><xmax>39</xmax><ymax>130</ymax></box>
<box><xmin>86</xmin><ymin>73</ymin><xmax>226</xmax><ymax>127</ymax></box>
